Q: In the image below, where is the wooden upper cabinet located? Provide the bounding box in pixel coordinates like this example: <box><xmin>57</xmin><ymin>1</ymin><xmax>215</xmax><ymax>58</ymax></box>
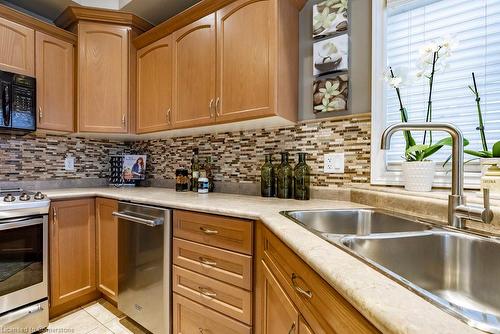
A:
<box><xmin>136</xmin><ymin>35</ymin><xmax>172</xmax><ymax>133</ymax></box>
<box><xmin>49</xmin><ymin>199</ymin><xmax>97</xmax><ymax>308</ymax></box>
<box><xmin>78</xmin><ymin>22</ymin><xmax>129</xmax><ymax>133</ymax></box>
<box><xmin>96</xmin><ymin>198</ymin><xmax>118</xmax><ymax>302</ymax></box>
<box><xmin>0</xmin><ymin>17</ymin><xmax>34</xmax><ymax>76</ymax></box>
<box><xmin>215</xmin><ymin>0</ymin><xmax>276</xmax><ymax>123</ymax></box>
<box><xmin>36</xmin><ymin>31</ymin><xmax>74</xmax><ymax>132</ymax></box>
<box><xmin>172</xmin><ymin>14</ymin><xmax>216</xmax><ymax>129</ymax></box>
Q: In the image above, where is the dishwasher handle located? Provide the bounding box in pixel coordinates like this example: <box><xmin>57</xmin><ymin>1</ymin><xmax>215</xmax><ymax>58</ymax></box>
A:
<box><xmin>112</xmin><ymin>211</ymin><xmax>164</xmax><ymax>227</ymax></box>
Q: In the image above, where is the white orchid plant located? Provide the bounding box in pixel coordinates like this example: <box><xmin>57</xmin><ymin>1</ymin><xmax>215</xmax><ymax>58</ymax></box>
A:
<box><xmin>385</xmin><ymin>36</ymin><xmax>464</xmax><ymax>162</ymax></box>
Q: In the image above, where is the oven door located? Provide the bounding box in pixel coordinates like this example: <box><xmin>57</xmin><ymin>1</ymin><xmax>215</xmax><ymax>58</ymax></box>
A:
<box><xmin>0</xmin><ymin>215</ymin><xmax>48</xmax><ymax>314</ymax></box>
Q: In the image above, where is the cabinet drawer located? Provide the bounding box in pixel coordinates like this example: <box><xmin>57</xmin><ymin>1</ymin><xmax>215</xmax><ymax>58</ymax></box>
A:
<box><xmin>173</xmin><ymin>293</ymin><xmax>251</xmax><ymax>334</ymax></box>
<box><xmin>173</xmin><ymin>238</ymin><xmax>252</xmax><ymax>290</ymax></box>
<box><xmin>260</xmin><ymin>225</ymin><xmax>379</xmax><ymax>334</ymax></box>
<box><xmin>173</xmin><ymin>210</ymin><xmax>253</xmax><ymax>255</ymax></box>
<box><xmin>173</xmin><ymin>265</ymin><xmax>252</xmax><ymax>325</ymax></box>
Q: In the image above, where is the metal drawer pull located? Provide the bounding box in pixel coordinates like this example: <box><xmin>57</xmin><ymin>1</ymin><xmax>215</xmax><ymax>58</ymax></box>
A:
<box><xmin>199</xmin><ymin>287</ymin><xmax>217</xmax><ymax>298</ymax></box>
<box><xmin>288</xmin><ymin>322</ymin><xmax>296</xmax><ymax>334</ymax></box>
<box><xmin>200</xmin><ymin>226</ymin><xmax>219</xmax><ymax>235</ymax></box>
<box><xmin>199</xmin><ymin>257</ymin><xmax>217</xmax><ymax>267</ymax></box>
<box><xmin>291</xmin><ymin>273</ymin><xmax>313</xmax><ymax>299</ymax></box>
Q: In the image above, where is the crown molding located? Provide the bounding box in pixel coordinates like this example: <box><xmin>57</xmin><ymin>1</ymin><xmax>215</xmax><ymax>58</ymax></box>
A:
<box><xmin>55</xmin><ymin>6</ymin><xmax>154</xmax><ymax>33</ymax></box>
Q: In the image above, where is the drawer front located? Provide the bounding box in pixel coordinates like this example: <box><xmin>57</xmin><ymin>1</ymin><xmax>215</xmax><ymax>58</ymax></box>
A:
<box><xmin>173</xmin><ymin>293</ymin><xmax>251</xmax><ymax>334</ymax></box>
<box><xmin>260</xmin><ymin>225</ymin><xmax>379</xmax><ymax>334</ymax></box>
<box><xmin>173</xmin><ymin>238</ymin><xmax>252</xmax><ymax>290</ymax></box>
<box><xmin>173</xmin><ymin>210</ymin><xmax>253</xmax><ymax>255</ymax></box>
<box><xmin>173</xmin><ymin>265</ymin><xmax>252</xmax><ymax>325</ymax></box>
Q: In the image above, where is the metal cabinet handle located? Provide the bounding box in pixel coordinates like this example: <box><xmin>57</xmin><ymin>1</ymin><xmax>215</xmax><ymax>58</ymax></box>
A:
<box><xmin>215</xmin><ymin>97</ymin><xmax>220</xmax><ymax>117</ymax></box>
<box><xmin>291</xmin><ymin>273</ymin><xmax>313</xmax><ymax>299</ymax></box>
<box><xmin>38</xmin><ymin>106</ymin><xmax>43</xmax><ymax>119</ymax></box>
<box><xmin>200</xmin><ymin>226</ymin><xmax>218</xmax><ymax>235</ymax></box>
<box><xmin>166</xmin><ymin>108</ymin><xmax>171</xmax><ymax>125</ymax></box>
<box><xmin>199</xmin><ymin>287</ymin><xmax>217</xmax><ymax>297</ymax></box>
<box><xmin>288</xmin><ymin>322</ymin><xmax>296</xmax><ymax>334</ymax></box>
<box><xmin>209</xmin><ymin>98</ymin><xmax>214</xmax><ymax>118</ymax></box>
<box><xmin>199</xmin><ymin>257</ymin><xmax>217</xmax><ymax>267</ymax></box>
<box><xmin>122</xmin><ymin>114</ymin><xmax>126</xmax><ymax>126</ymax></box>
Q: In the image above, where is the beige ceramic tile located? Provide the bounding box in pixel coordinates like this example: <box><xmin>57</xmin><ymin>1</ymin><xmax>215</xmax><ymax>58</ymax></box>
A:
<box><xmin>84</xmin><ymin>299</ymin><xmax>123</xmax><ymax>324</ymax></box>
<box><xmin>104</xmin><ymin>317</ymin><xmax>149</xmax><ymax>334</ymax></box>
<box><xmin>48</xmin><ymin>309</ymin><xmax>101</xmax><ymax>334</ymax></box>
<box><xmin>87</xmin><ymin>324</ymin><xmax>113</xmax><ymax>334</ymax></box>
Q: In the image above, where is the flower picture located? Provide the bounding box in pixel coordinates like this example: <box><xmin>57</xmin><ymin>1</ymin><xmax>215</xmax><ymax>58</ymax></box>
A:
<box><xmin>313</xmin><ymin>0</ymin><xmax>349</xmax><ymax>39</ymax></box>
<box><xmin>313</xmin><ymin>34</ymin><xmax>349</xmax><ymax>76</ymax></box>
<box><xmin>313</xmin><ymin>74</ymin><xmax>348</xmax><ymax>113</ymax></box>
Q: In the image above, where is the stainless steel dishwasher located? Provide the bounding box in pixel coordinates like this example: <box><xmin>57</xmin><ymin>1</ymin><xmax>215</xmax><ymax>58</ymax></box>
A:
<box><xmin>113</xmin><ymin>202</ymin><xmax>171</xmax><ymax>334</ymax></box>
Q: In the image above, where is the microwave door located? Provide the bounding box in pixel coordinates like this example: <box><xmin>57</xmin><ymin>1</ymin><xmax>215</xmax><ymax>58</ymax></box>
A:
<box><xmin>0</xmin><ymin>82</ymin><xmax>10</xmax><ymax>128</ymax></box>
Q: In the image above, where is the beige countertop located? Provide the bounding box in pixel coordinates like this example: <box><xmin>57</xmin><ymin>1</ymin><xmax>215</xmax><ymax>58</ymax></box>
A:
<box><xmin>44</xmin><ymin>187</ymin><xmax>480</xmax><ymax>334</ymax></box>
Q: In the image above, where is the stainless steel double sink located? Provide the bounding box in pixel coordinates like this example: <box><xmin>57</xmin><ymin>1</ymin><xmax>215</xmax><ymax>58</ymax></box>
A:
<box><xmin>282</xmin><ymin>209</ymin><xmax>500</xmax><ymax>333</ymax></box>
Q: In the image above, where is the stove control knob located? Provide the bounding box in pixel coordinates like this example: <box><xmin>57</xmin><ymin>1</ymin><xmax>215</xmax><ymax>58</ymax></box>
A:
<box><xmin>19</xmin><ymin>192</ymin><xmax>31</xmax><ymax>201</ymax></box>
<box><xmin>34</xmin><ymin>192</ymin><xmax>45</xmax><ymax>200</ymax></box>
<box><xmin>3</xmin><ymin>194</ymin><xmax>15</xmax><ymax>202</ymax></box>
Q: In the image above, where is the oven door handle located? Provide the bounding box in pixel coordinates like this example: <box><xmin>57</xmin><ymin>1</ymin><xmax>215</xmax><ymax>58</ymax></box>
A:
<box><xmin>0</xmin><ymin>303</ymin><xmax>44</xmax><ymax>326</ymax></box>
<box><xmin>112</xmin><ymin>211</ymin><xmax>163</xmax><ymax>227</ymax></box>
<box><xmin>0</xmin><ymin>217</ymin><xmax>43</xmax><ymax>231</ymax></box>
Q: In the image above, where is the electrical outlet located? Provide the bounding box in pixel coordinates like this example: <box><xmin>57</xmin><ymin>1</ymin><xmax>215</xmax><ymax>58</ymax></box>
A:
<box><xmin>324</xmin><ymin>153</ymin><xmax>344</xmax><ymax>174</ymax></box>
<box><xmin>64</xmin><ymin>156</ymin><xmax>75</xmax><ymax>171</ymax></box>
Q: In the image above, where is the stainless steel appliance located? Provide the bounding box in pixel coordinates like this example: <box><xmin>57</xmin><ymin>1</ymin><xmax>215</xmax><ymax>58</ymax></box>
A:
<box><xmin>114</xmin><ymin>202</ymin><xmax>171</xmax><ymax>334</ymax></box>
<box><xmin>0</xmin><ymin>71</ymin><xmax>36</xmax><ymax>133</ymax></box>
<box><xmin>0</xmin><ymin>188</ymin><xmax>50</xmax><ymax>333</ymax></box>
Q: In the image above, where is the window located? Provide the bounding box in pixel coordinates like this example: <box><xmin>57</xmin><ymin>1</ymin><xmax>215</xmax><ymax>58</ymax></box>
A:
<box><xmin>371</xmin><ymin>0</ymin><xmax>500</xmax><ymax>188</ymax></box>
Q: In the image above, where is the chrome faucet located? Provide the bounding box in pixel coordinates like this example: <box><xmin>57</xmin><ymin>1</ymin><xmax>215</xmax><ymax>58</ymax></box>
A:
<box><xmin>380</xmin><ymin>122</ymin><xmax>494</xmax><ymax>228</ymax></box>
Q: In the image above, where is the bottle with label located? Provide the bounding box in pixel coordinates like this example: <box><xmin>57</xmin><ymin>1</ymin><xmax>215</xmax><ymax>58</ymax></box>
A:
<box><xmin>277</xmin><ymin>152</ymin><xmax>293</xmax><ymax>199</ymax></box>
<box><xmin>205</xmin><ymin>156</ymin><xmax>215</xmax><ymax>192</ymax></box>
<box><xmin>191</xmin><ymin>148</ymin><xmax>200</xmax><ymax>192</ymax></box>
<box><xmin>294</xmin><ymin>152</ymin><xmax>310</xmax><ymax>200</ymax></box>
<box><xmin>261</xmin><ymin>154</ymin><xmax>275</xmax><ymax>197</ymax></box>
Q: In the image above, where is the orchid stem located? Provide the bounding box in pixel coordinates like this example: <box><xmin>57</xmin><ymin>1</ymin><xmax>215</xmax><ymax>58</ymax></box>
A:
<box><xmin>472</xmin><ymin>72</ymin><xmax>488</xmax><ymax>152</ymax></box>
<box><xmin>423</xmin><ymin>50</ymin><xmax>439</xmax><ymax>146</ymax></box>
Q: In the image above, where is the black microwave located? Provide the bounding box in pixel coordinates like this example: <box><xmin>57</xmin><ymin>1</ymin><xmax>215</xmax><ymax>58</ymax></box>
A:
<box><xmin>0</xmin><ymin>70</ymin><xmax>36</xmax><ymax>133</ymax></box>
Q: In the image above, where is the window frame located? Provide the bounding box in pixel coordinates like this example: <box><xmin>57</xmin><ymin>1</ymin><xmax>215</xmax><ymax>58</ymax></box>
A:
<box><xmin>370</xmin><ymin>0</ymin><xmax>481</xmax><ymax>189</ymax></box>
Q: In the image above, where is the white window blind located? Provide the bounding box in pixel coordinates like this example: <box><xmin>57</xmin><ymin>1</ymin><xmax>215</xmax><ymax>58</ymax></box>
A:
<box><xmin>385</xmin><ymin>0</ymin><xmax>500</xmax><ymax>167</ymax></box>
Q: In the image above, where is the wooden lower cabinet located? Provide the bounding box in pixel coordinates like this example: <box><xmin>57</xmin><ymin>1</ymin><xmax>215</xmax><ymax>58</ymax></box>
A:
<box><xmin>95</xmin><ymin>198</ymin><xmax>118</xmax><ymax>302</ymax></box>
<box><xmin>173</xmin><ymin>293</ymin><xmax>251</xmax><ymax>334</ymax></box>
<box><xmin>255</xmin><ymin>222</ymin><xmax>380</xmax><ymax>334</ymax></box>
<box><xmin>260</xmin><ymin>260</ymin><xmax>299</xmax><ymax>334</ymax></box>
<box><xmin>49</xmin><ymin>198</ymin><xmax>99</xmax><ymax>316</ymax></box>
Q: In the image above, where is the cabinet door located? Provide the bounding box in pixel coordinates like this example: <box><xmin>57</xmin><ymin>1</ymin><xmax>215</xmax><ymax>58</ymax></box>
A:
<box><xmin>50</xmin><ymin>199</ymin><xmax>96</xmax><ymax>307</ymax></box>
<box><xmin>215</xmin><ymin>0</ymin><xmax>276</xmax><ymax>123</ymax></box>
<box><xmin>0</xmin><ymin>17</ymin><xmax>34</xmax><ymax>76</ymax></box>
<box><xmin>136</xmin><ymin>35</ymin><xmax>172</xmax><ymax>133</ymax></box>
<box><xmin>172</xmin><ymin>14</ymin><xmax>216</xmax><ymax>129</ymax></box>
<box><xmin>36</xmin><ymin>31</ymin><xmax>74</xmax><ymax>132</ymax></box>
<box><xmin>260</xmin><ymin>261</ymin><xmax>299</xmax><ymax>334</ymax></box>
<box><xmin>96</xmin><ymin>198</ymin><xmax>118</xmax><ymax>302</ymax></box>
<box><xmin>78</xmin><ymin>22</ymin><xmax>129</xmax><ymax>133</ymax></box>
<box><xmin>299</xmin><ymin>316</ymin><xmax>315</xmax><ymax>334</ymax></box>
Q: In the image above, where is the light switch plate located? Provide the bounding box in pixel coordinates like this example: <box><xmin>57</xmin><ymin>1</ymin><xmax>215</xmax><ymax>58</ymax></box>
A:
<box><xmin>64</xmin><ymin>156</ymin><xmax>75</xmax><ymax>171</ymax></box>
<box><xmin>324</xmin><ymin>153</ymin><xmax>344</xmax><ymax>174</ymax></box>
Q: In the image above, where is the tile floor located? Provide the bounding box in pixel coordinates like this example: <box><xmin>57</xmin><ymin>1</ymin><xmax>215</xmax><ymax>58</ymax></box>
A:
<box><xmin>47</xmin><ymin>299</ymin><xmax>149</xmax><ymax>334</ymax></box>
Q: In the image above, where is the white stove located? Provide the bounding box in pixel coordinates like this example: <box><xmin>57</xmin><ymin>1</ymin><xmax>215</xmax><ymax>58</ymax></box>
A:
<box><xmin>0</xmin><ymin>188</ymin><xmax>50</xmax><ymax>219</ymax></box>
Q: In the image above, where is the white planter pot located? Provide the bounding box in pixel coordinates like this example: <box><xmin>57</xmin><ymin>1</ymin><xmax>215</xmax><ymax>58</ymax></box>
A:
<box><xmin>401</xmin><ymin>161</ymin><xmax>436</xmax><ymax>192</ymax></box>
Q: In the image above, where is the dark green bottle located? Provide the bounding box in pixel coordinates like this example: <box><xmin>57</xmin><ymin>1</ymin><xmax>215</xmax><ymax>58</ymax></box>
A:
<box><xmin>260</xmin><ymin>154</ymin><xmax>275</xmax><ymax>197</ymax></box>
<box><xmin>294</xmin><ymin>152</ymin><xmax>310</xmax><ymax>200</ymax></box>
<box><xmin>277</xmin><ymin>152</ymin><xmax>293</xmax><ymax>199</ymax></box>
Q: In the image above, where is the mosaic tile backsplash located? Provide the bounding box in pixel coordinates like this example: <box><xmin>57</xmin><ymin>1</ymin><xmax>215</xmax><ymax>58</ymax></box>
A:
<box><xmin>132</xmin><ymin>115</ymin><xmax>371</xmax><ymax>188</ymax></box>
<box><xmin>0</xmin><ymin>133</ymin><xmax>128</xmax><ymax>181</ymax></box>
<box><xmin>0</xmin><ymin>116</ymin><xmax>371</xmax><ymax>189</ymax></box>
